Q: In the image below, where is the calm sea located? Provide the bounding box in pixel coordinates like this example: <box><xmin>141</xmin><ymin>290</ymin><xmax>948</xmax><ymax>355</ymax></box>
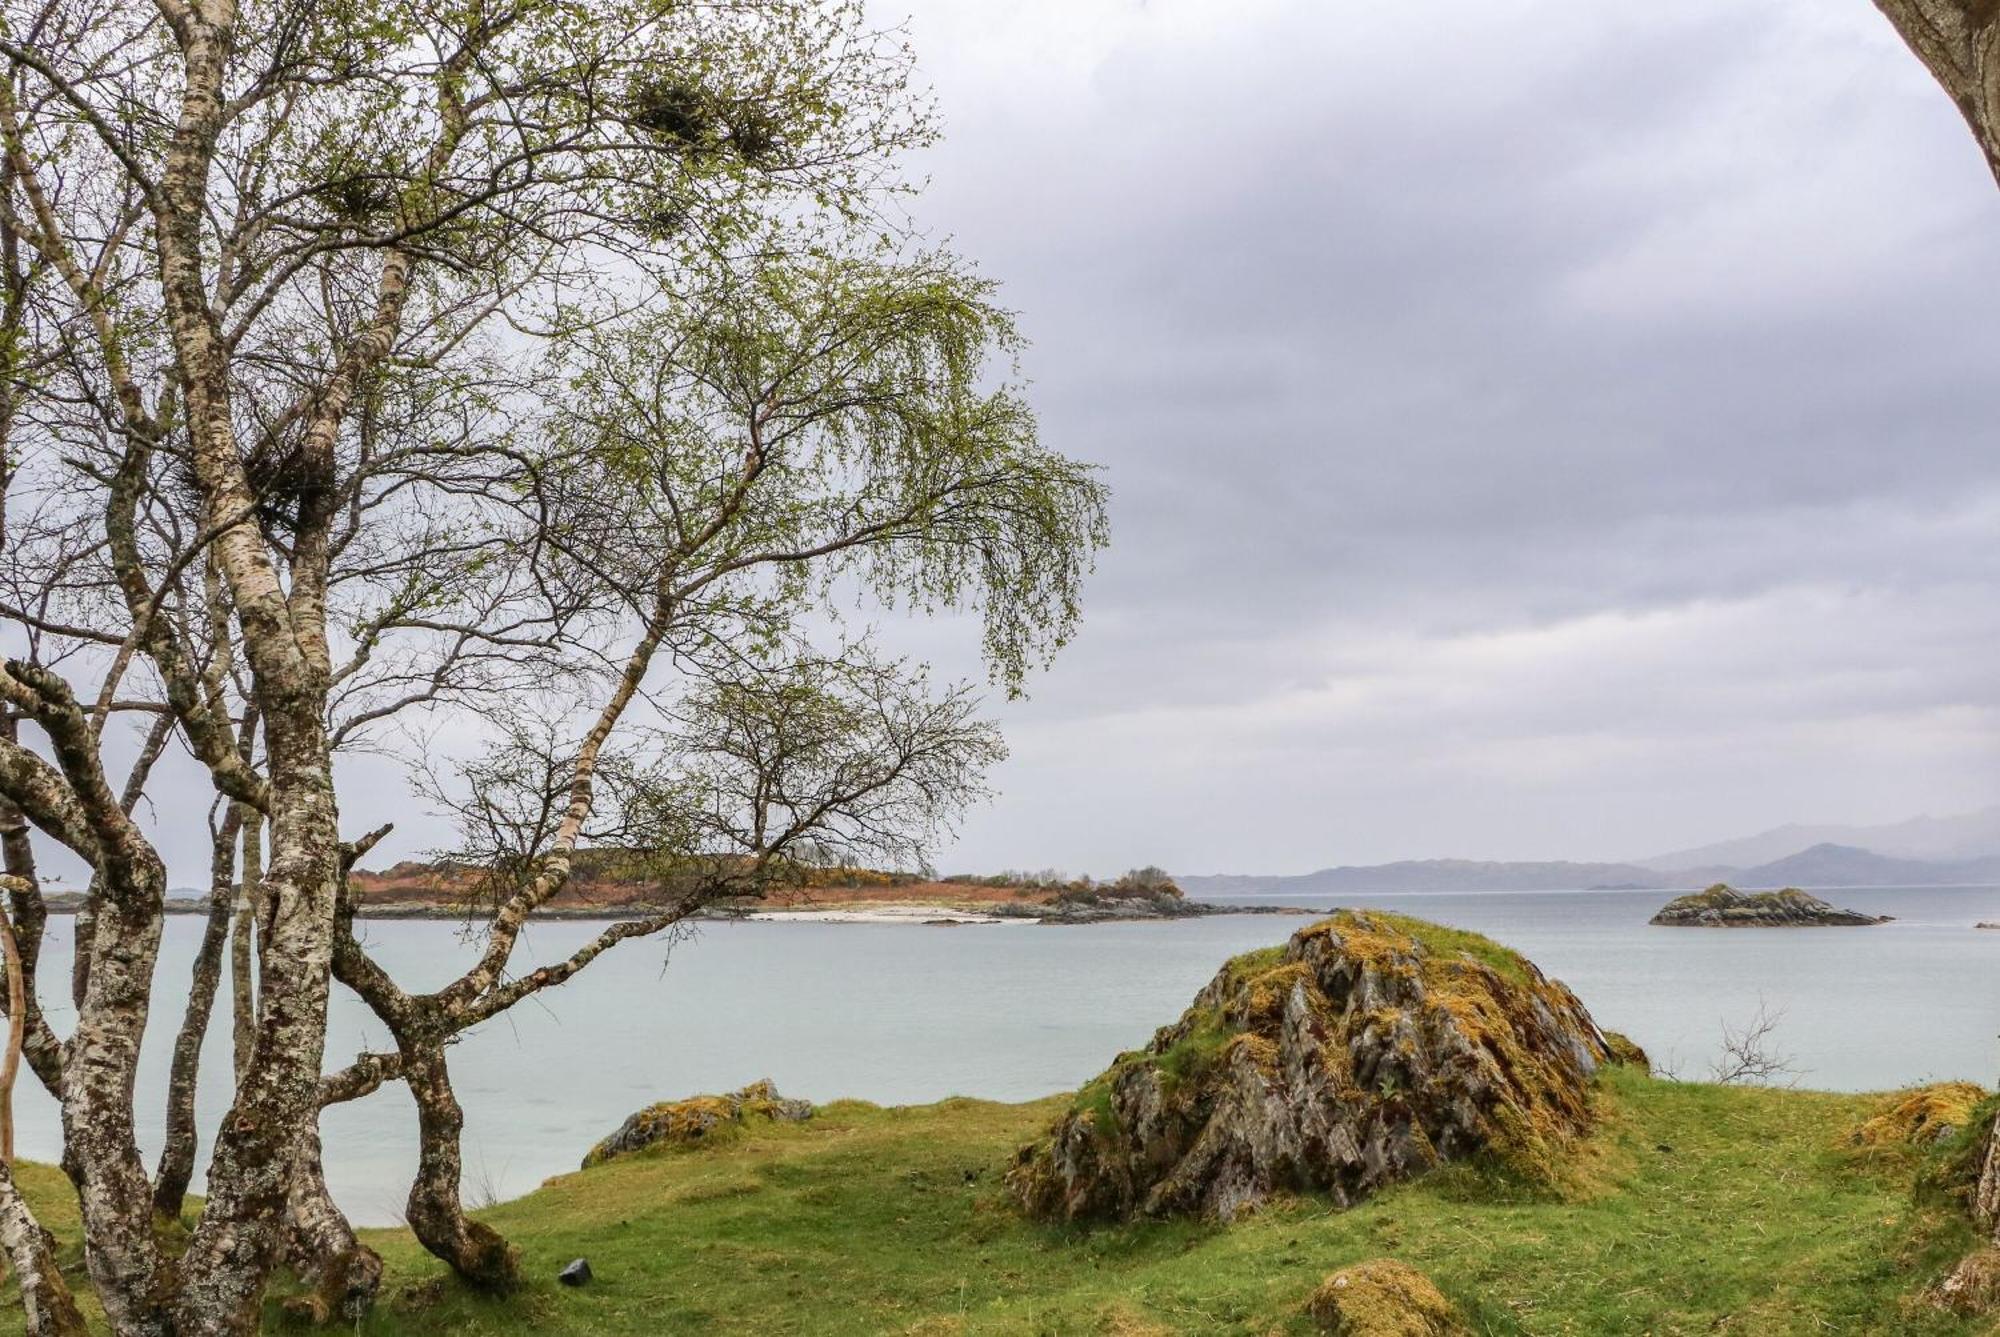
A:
<box><xmin>12</xmin><ymin>884</ymin><xmax>2000</xmax><ymax>1224</ymax></box>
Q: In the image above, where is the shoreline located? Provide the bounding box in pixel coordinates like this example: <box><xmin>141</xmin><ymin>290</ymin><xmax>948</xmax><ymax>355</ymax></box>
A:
<box><xmin>52</xmin><ymin>896</ymin><xmax>1323</xmax><ymax>926</ymax></box>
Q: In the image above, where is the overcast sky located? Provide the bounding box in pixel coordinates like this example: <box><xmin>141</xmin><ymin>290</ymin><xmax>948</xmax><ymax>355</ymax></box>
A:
<box><xmin>823</xmin><ymin>0</ymin><xmax>2000</xmax><ymax>876</ymax></box>
<box><xmin>62</xmin><ymin>0</ymin><xmax>2000</xmax><ymax>887</ymax></box>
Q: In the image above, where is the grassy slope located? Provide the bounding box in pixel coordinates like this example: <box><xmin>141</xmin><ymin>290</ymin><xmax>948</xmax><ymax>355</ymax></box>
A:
<box><xmin>1</xmin><ymin>1069</ymin><xmax>1984</xmax><ymax>1334</ymax></box>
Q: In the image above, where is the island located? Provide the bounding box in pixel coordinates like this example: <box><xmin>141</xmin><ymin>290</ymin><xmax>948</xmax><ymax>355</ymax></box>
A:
<box><xmin>1648</xmin><ymin>883</ymin><xmax>1891</xmax><ymax>927</ymax></box>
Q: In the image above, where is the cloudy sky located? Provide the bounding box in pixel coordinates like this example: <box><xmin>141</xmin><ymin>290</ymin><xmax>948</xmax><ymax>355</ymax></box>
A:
<box><xmin>829</xmin><ymin>0</ymin><xmax>2000</xmax><ymax>876</ymax></box>
<box><xmin>55</xmin><ymin>0</ymin><xmax>2000</xmax><ymax>888</ymax></box>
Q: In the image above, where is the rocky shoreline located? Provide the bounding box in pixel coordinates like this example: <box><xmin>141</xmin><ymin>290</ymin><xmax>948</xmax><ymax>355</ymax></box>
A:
<box><xmin>87</xmin><ymin>892</ymin><xmax>1317</xmax><ymax>926</ymax></box>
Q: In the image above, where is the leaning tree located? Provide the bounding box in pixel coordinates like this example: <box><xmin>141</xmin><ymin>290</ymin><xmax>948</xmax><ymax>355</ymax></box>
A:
<box><xmin>0</xmin><ymin>1</ymin><xmax>1104</xmax><ymax>1333</ymax></box>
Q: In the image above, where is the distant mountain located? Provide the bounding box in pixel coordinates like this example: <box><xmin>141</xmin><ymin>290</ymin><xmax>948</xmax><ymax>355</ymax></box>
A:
<box><xmin>1178</xmin><ymin>840</ymin><xmax>2000</xmax><ymax>899</ymax></box>
<box><xmin>1728</xmin><ymin>842</ymin><xmax>2000</xmax><ymax>889</ymax></box>
<box><xmin>1178</xmin><ymin>858</ymin><xmax>1684</xmax><ymax>899</ymax></box>
<box><xmin>1638</xmin><ymin>806</ymin><xmax>2000</xmax><ymax>871</ymax></box>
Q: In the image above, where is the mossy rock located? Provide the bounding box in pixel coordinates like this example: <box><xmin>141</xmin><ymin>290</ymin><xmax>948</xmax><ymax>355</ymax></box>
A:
<box><xmin>1929</xmin><ymin>1246</ymin><xmax>2000</xmax><ymax>1317</ymax></box>
<box><xmin>583</xmin><ymin>1080</ymin><xmax>812</xmax><ymax>1168</ymax></box>
<box><xmin>1601</xmin><ymin>1029</ymin><xmax>1649</xmax><ymax>1072</ymax></box>
<box><xmin>1305</xmin><ymin>1259</ymin><xmax>1468</xmax><ymax>1335</ymax></box>
<box><xmin>1848</xmin><ymin>1082</ymin><xmax>1988</xmax><ymax>1150</ymax></box>
<box><xmin>1008</xmin><ymin>910</ymin><xmax>1614</xmax><ymax>1222</ymax></box>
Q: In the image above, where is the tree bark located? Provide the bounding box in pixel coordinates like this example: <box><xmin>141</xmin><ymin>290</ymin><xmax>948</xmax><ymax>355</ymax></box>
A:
<box><xmin>399</xmin><ymin>1038</ymin><xmax>520</xmax><ymax>1293</ymax></box>
<box><xmin>0</xmin><ymin>1157</ymin><xmax>85</xmax><ymax>1337</ymax></box>
<box><xmin>1876</xmin><ymin>1</ymin><xmax>2000</xmax><ymax>185</ymax></box>
<box><xmin>172</xmin><ymin>707</ymin><xmax>342</xmax><ymax>1335</ymax></box>
<box><xmin>153</xmin><ymin>808</ymin><xmax>240</xmax><ymax>1219</ymax></box>
<box><xmin>0</xmin><ymin>897</ymin><xmax>23</xmax><ymax>1164</ymax></box>
<box><xmin>277</xmin><ymin>1117</ymin><xmax>382</xmax><ymax>1324</ymax></box>
<box><xmin>229</xmin><ymin>806</ymin><xmax>260</xmax><ymax>1084</ymax></box>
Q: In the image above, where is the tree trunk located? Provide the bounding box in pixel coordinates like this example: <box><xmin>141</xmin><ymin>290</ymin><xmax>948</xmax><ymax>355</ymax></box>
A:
<box><xmin>0</xmin><ymin>899</ymin><xmax>23</xmax><ymax>1164</ymax></box>
<box><xmin>60</xmin><ymin>858</ymin><xmax>172</xmax><ymax>1336</ymax></box>
<box><xmin>0</xmin><ymin>1157</ymin><xmax>85</xmax><ymax>1337</ymax></box>
<box><xmin>153</xmin><ymin>808</ymin><xmax>240</xmax><ymax>1219</ymax></box>
<box><xmin>400</xmin><ymin>1039</ymin><xmax>520</xmax><ymax>1293</ymax></box>
<box><xmin>277</xmin><ymin>1117</ymin><xmax>382</xmax><ymax>1324</ymax></box>
<box><xmin>230</xmin><ymin>805</ymin><xmax>260</xmax><ymax>1084</ymax></box>
<box><xmin>1875</xmin><ymin>1</ymin><xmax>2000</xmax><ymax>185</ymax></box>
<box><xmin>171</xmin><ymin>708</ymin><xmax>342</xmax><ymax>1335</ymax></box>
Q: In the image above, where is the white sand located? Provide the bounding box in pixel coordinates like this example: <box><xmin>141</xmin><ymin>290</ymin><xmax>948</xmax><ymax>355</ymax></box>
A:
<box><xmin>742</xmin><ymin>903</ymin><xmax>1038</xmax><ymax>925</ymax></box>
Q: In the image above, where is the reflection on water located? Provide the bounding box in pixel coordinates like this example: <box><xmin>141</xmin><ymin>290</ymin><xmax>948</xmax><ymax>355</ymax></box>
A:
<box><xmin>13</xmin><ymin>884</ymin><xmax>2000</xmax><ymax>1224</ymax></box>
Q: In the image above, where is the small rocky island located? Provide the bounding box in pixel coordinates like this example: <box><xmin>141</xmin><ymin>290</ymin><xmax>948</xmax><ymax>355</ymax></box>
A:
<box><xmin>1649</xmin><ymin>883</ymin><xmax>1890</xmax><ymax>927</ymax></box>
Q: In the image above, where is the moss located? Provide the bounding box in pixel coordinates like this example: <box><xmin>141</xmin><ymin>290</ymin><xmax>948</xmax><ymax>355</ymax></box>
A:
<box><xmin>1602</xmin><ymin>1029</ymin><xmax>1650</xmax><ymax>1070</ymax></box>
<box><xmin>1916</xmin><ymin>1094</ymin><xmax>2000</xmax><ymax>1212</ymax></box>
<box><xmin>1850</xmin><ymin>1083</ymin><xmax>1989</xmax><ymax>1152</ymax></box>
<box><xmin>1013</xmin><ymin>910</ymin><xmax>1611</xmax><ymax>1223</ymax></box>
<box><xmin>1305</xmin><ymin>1258</ymin><xmax>1467</xmax><ymax>1335</ymax></box>
<box><xmin>583</xmin><ymin>1081</ymin><xmax>811</xmax><ymax>1168</ymax></box>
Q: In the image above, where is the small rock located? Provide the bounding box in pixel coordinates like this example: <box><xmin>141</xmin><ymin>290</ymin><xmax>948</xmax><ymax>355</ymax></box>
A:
<box><xmin>1306</xmin><ymin>1259</ymin><xmax>1467</xmax><ymax>1335</ymax></box>
<box><xmin>558</xmin><ymin>1258</ymin><xmax>592</xmax><ymax>1287</ymax></box>
<box><xmin>583</xmin><ymin>1079</ymin><xmax>814</xmax><ymax>1167</ymax></box>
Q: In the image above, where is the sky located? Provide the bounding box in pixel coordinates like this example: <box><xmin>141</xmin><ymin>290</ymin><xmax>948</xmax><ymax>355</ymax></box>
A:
<box><xmin>46</xmin><ymin>0</ymin><xmax>2000</xmax><ymax>887</ymax></box>
<box><xmin>832</xmin><ymin>0</ymin><xmax>2000</xmax><ymax>876</ymax></box>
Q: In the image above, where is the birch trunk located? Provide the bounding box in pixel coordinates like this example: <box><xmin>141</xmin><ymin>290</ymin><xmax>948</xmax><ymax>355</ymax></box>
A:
<box><xmin>400</xmin><ymin>1038</ymin><xmax>520</xmax><ymax>1293</ymax></box>
<box><xmin>171</xmin><ymin>708</ymin><xmax>342</xmax><ymax>1334</ymax></box>
<box><xmin>278</xmin><ymin>1119</ymin><xmax>382</xmax><ymax>1324</ymax></box>
<box><xmin>153</xmin><ymin>808</ymin><xmax>240</xmax><ymax>1219</ymax></box>
<box><xmin>0</xmin><ymin>1157</ymin><xmax>84</xmax><ymax>1337</ymax></box>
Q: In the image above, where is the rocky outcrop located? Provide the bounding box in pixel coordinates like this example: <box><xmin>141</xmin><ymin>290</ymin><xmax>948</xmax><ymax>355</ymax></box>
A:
<box><xmin>1306</xmin><ymin>1259</ymin><xmax>1467</xmax><ymax>1336</ymax></box>
<box><xmin>1648</xmin><ymin>884</ymin><xmax>1889</xmax><ymax>927</ymax></box>
<box><xmin>1847</xmin><ymin>1083</ymin><xmax>1986</xmax><ymax>1150</ymax></box>
<box><xmin>582</xmin><ymin>1080</ymin><xmax>811</xmax><ymax>1168</ymax></box>
<box><xmin>1008</xmin><ymin>910</ymin><xmax>1621</xmax><ymax>1223</ymax></box>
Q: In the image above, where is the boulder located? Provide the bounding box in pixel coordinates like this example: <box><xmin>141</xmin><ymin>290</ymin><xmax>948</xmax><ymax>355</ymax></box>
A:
<box><xmin>583</xmin><ymin>1079</ymin><xmax>811</xmax><ymax>1168</ymax></box>
<box><xmin>1846</xmin><ymin>1082</ymin><xmax>1987</xmax><ymax>1150</ymax></box>
<box><xmin>1648</xmin><ymin>884</ymin><xmax>1888</xmax><ymax>927</ymax></box>
<box><xmin>1306</xmin><ymin>1259</ymin><xmax>1467</xmax><ymax>1336</ymax></box>
<box><xmin>1008</xmin><ymin>910</ymin><xmax>1615</xmax><ymax>1222</ymax></box>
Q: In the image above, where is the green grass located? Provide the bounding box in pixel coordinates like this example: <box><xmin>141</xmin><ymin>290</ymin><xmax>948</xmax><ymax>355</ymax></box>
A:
<box><xmin>0</xmin><ymin>1069</ymin><xmax>1984</xmax><ymax>1334</ymax></box>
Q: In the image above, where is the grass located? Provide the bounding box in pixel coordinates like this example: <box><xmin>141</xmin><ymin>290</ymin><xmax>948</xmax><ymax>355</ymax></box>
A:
<box><xmin>4</xmin><ymin>1066</ymin><xmax>1977</xmax><ymax>1334</ymax></box>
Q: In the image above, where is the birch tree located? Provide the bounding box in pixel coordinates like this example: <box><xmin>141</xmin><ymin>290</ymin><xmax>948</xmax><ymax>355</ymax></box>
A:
<box><xmin>0</xmin><ymin>2</ymin><xmax>1100</xmax><ymax>1332</ymax></box>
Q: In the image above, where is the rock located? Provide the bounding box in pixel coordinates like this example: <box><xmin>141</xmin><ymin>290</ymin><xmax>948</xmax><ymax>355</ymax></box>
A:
<box><xmin>1931</xmin><ymin>1246</ymin><xmax>2000</xmax><ymax>1316</ymax></box>
<box><xmin>1648</xmin><ymin>883</ymin><xmax>1889</xmax><ymax>927</ymax></box>
<box><xmin>583</xmin><ymin>1079</ymin><xmax>812</xmax><ymax>1168</ymax></box>
<box><xmin>558</xmin><ymin>1258</ymin><xmax>592</xmax><ymax>1287</ymax></box>
<box><xmin>1846</xmin><ymin>1082</ymin><xmax>1987</xmax><ymax>1150</ymax></box>
<box><xmin>1600</xmin><ymin>1029</ymin><xmax>1650</xmax><ymax>1072</ymax></box>
<box><xmin>1305</xmin><ymin>1259</ymin><xmax>1467</xmax><ymax>1336</ymax></box>
<box><xmin>1978</xmin><ymin>922</ymin><xmax>2000</xmax><ymax>930</ymax></box>
<box><xmin>1008</xmin><ymin>910</ymin><xmax>1613</xmax><ymax>1223</ymax></box>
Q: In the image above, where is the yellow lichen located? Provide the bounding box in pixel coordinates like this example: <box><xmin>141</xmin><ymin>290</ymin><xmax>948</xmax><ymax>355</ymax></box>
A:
<box><xmin>1848</xmin><ymin>1082</ymin><xmax>1988</xmax><ymax>1150</ymax></box>
<box><xmin>1305</xmin><ymin>1259</ymin><xmax>1468</xmax><ymax>1335</ymax></box>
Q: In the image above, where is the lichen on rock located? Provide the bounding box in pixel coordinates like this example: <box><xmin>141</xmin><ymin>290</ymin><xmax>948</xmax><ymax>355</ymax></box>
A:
<box><xmin>1007</xmin><ymin>910</ymin><xmax>1615</xmax><ymax>1222</ymax></box>
<box><xmin>1847</xmin><ymin>1082</ymin><xmax>1987</xmax><ymax>1150</ymax></box>
<box><xmin>583</xmin><ymin>1079</ymin><xmax>811</xmax><ymax>1168</ymax></box>
<box><xmin>1305</xmin><ymin>1259</ymin><xmax>1467</xmax><ymax>1336</ymax></box>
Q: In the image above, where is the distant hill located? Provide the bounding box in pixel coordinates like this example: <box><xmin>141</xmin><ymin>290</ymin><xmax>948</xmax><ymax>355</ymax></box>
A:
<box><xmin>1178</xmin><ymin>858</ymin><xmax>1683</xmax><ymax>899</ymax></box>
<box><xmin>1729</xmin><ymin>842</ymin><xmax>2000</xmax><ymax>889</ymax></box>
<box><xmin>1180</xmin><ymin>840</ymin><xmax>2000</xmax><ymax>899</ymax></box>
<box><xmin>1638</xmin><ymin>806</ymin><xmax>2000</xmax><ymax>871</ymax></box>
